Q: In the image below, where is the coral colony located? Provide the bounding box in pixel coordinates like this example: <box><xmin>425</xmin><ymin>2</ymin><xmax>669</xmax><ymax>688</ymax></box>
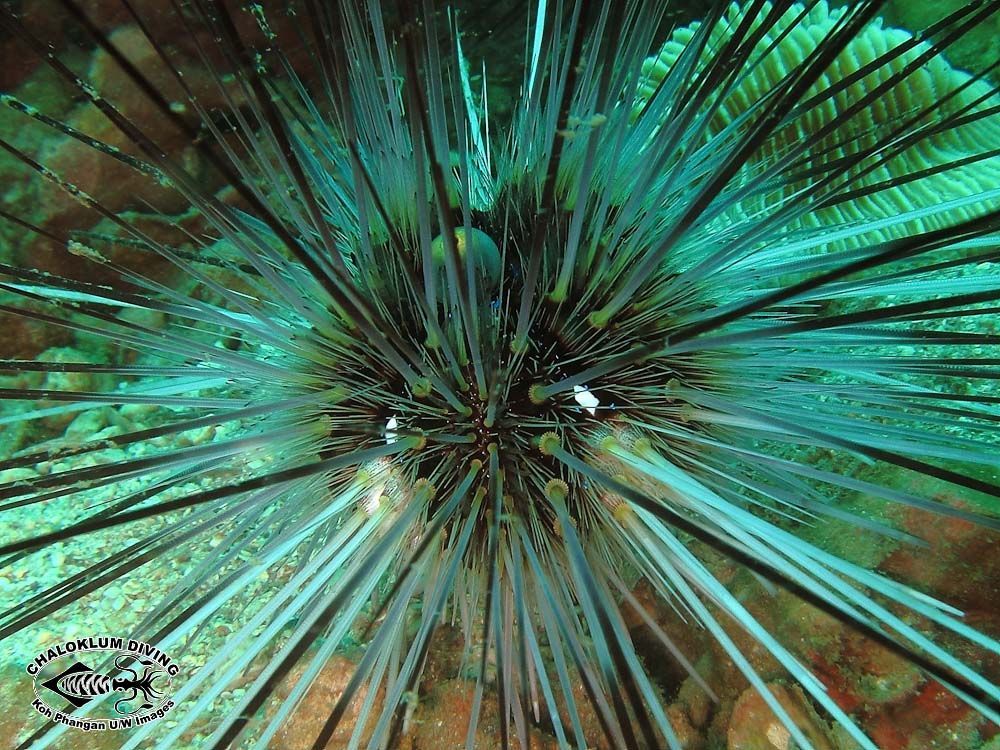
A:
<box><xmin>0</xmin><ymin>1</ymin><xmax>999</xmax><ymax>749</ymax></box>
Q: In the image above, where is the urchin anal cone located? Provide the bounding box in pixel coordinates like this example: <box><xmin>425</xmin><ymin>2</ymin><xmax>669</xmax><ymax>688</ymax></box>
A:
<box><xmin>430</xmin><ymin>227</ymin><xmax>501</xmax><ymax>287</ymax></box>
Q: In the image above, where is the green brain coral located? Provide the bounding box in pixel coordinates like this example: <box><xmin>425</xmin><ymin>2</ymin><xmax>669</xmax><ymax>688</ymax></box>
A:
<box><xmin>636</xmin><ymin>0</ymin><xmax>1000</xmax><ymax>249</ymax></box>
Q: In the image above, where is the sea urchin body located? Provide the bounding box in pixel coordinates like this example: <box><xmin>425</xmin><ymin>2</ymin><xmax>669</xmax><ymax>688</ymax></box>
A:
<box><xmin>0</xmin><ymin>1</ymin><xmax>999</xmax><ymax>749</ymax></box>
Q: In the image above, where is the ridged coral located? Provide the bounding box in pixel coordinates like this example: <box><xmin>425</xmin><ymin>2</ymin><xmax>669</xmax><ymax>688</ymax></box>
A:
<box><xmin>637</xmin><ymin>1</ymin><xmax>1000</xmax><ymax>248</ymax></box>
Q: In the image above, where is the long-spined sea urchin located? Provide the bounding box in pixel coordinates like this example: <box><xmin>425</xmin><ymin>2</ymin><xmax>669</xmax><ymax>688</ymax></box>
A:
<box><xmin>0</xmin><ymin>1</ymin><xmax>999</xmax><ymax>748</ymax></box>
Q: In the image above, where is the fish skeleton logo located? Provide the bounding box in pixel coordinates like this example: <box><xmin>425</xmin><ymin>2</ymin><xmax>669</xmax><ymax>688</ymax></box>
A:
<box><xmin>27</xmin><ymin>637</ymin><xmax>179</xmax><ymax>731</ymax></box>
<box><xmin>42</xmin><ymin>656</ymin><xmax>166</xmax><ymax>712</ymax></box>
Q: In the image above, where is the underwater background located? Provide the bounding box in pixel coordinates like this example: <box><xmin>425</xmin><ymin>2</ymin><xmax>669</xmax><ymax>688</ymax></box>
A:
<box><xmin>0</xmin><ymin>1</ymin><xmax>998</xmax><ymax>749</ymax></box>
